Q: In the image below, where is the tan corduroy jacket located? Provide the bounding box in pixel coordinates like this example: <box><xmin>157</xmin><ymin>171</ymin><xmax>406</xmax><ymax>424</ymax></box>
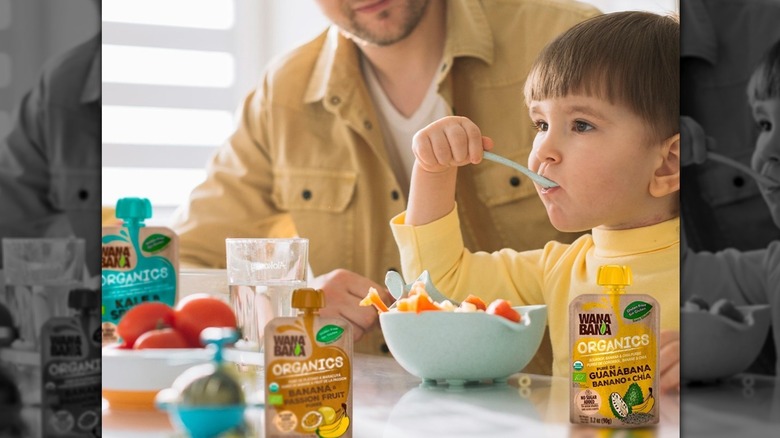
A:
<box><xmin>170</xmin><ymin>0</ymin><xmax>600</xmax><ymax>368</ymax></box>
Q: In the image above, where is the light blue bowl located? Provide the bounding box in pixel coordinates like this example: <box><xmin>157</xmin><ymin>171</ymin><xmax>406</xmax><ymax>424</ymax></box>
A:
<box><xmin>379</xmin><ymin>305</ymin><xmax>547</xmax><ymax>385</ymax></box>
<box><xmin>681</xmin><ymin>304</ymin><xmax>771</xmax><ymax>382</ymax></box>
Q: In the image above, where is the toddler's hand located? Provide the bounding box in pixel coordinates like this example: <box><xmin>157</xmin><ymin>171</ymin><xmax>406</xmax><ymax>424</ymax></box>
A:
<box><xmin>680</xmin><ymin>116</ymin><xmax>713</xmax><ymax>166</ymax></box>
<box><xmin>659</xmin><ymin>329</ymin><xmax>680</xmax><ymax>394</ymax></box>
<box><xmin>412</xmin><ymin>116</ymin><xmax>493</xmax><ymax>173</ymax></box>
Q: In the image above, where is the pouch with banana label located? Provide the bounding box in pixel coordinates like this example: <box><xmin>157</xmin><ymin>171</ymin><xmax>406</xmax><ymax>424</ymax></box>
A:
<box><xmin>570</xmin><ymin>265</ymin><xmax>659</xmax><ymax>427</ymax></box>
<box><xmin>265</xmin><ymin>288</ymin><xmax>353</xmax><ymax>438</ymax></box>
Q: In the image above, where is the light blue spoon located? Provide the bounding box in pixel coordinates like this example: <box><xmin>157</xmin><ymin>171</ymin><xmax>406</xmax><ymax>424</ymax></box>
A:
<box><xmin>482</xmin><ymin>151</ymin><xmax>558</xmax><ymax>189</ymax></box>
<box><xmin>385</xmin><ymin>270</ymin><xmax>459</xmax><ymax>308</ymax></box>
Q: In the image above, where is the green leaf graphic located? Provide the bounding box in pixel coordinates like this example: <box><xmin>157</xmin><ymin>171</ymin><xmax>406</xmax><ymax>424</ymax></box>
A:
<box><xmin>316</xmin><ymin>325</ymin><xmax>345</xmax><ymax>344</ymax></box>
<box><xmin>623</xmin><ymin>301</ymin><xmax>653</xmax><ymax>321</ymax></box>
<box><xmin>142</xmin><ymin>234</ymin><xmax>172</xmax><ymax>253</ymax></box>
<box><xmin>294</xmin><ymin>343</ymin><xmax>302</xmax><ymax>356</ymax></box>
<box><xmin>118</xmin><ymin>255</ymin><xmax>127</xmax><ymax>268</ymax></box>
<box><xmin>599</xmin><ymin>321</ymin><xmax>607</xmax><ymax>335</ymax></box>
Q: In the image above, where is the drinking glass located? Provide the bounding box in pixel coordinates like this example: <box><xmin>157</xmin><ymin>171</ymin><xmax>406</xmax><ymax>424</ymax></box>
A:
<box><xmin>1</xmin><ymin>238</ymin><xmax>85</xmax><ymax>348</ymax></box>
<box><xmin>225</xmin><ymin>238</ymin><xmax>308</xmax><ymax>351</ymax></box>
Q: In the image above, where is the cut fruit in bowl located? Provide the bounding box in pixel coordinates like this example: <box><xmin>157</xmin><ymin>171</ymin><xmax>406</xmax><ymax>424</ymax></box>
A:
<box><xmin>681</xmin><ymin>296</ymin><xmax>771</xmax><ymax>382</ymax></box>
<box><xmin>379</xmin><ymin>305</ymin><xmax>547</xmax><ymax>385</ymax></box>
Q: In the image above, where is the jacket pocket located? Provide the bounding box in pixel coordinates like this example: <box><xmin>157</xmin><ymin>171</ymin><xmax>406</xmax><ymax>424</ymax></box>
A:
<box><xmin>272</xmin><ymin>167</ymin><xmax>358</xmax><ymax>212</ymax></box>
<box><xmin>472</xmin><ymin>153</ymin><xmax>538</xmax><ymax>206</ymax></box>
<box><xmin>49</xmin><ymin>168</ymin><xmax>100</xmax><ymax>211</ymax></box>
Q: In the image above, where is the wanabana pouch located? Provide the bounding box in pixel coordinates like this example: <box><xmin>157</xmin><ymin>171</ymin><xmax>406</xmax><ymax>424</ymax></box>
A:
<box><xmin>101</xmin><ymin>198</ymin><xmax>178</xmax><ymax>344</ymax></box>
<box><xmin>570</xmin><ymin>265</ymin><xmax>659</xmax><ymax>428</ymax></box>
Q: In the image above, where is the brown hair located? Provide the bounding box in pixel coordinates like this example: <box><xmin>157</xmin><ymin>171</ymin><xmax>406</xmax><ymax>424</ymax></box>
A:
<box><xmin>747</xmin><ymin>38</ymin><xmax>780</xmax><ymax>105</ymax></box>
<box><xmin>524</xmin><ymin>11</ymin><xmax>679</xmax><ymax>143</ymax></box>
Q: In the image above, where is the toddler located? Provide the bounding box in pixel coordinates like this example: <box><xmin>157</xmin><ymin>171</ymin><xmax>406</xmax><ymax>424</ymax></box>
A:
<box><xmin>682</xmin><ymin>37</ymin><xmax>780</xmax><ymax>376</ymax></box>
<box><xmin>391</xmin><ymin>11</ymin><xmax>681</xmax><ymax>392</ymax></box>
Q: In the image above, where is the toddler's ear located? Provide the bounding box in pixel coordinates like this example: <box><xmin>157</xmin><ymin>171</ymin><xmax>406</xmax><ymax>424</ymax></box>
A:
<box><xmin>649</xmin><ymin>133</ymin><xmax>680</xmax><ymax>198</ymax></box>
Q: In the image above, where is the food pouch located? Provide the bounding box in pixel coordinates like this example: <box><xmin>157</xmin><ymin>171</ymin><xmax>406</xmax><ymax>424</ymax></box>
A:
<box><xmin>570</xmin><ymin>265</ymin><xmax>659</xmax><ymax>427</ymax></box>
<box><xmin>265</xmin><ymin>288</ymin><xmax>352</xmax><ymax>438</ymax></box>
<box><xmin>40</xmin><ymin>288</ymin><xmax>102</xmax><ymax>437</ymax></box>
<box><xmin>101</xmin><ymin>198</ymin><xmax>178</xmax><ymax>345</ymax></box>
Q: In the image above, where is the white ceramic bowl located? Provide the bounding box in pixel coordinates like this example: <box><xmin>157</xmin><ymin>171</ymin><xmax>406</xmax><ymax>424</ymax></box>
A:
<box><xmin>379</xmin><ymin>305</ymin><xmax>547</xmax><ymax>384</ymax></box>
<box><xmin>681</xmin><ymin>305</ymin><xmax>771</xmax><ymax>382</ymax></box>
<box><xmin>102</xmin><ymin>348</ymin><xmax>212</xmax><ymax>410</ymax></box>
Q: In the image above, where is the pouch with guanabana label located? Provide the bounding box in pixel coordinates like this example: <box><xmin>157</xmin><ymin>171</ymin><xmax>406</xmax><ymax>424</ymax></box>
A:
<box><xmin>569</xmin><ymin>265</ymin><xmax>659</xmax><ymax>428</ymax></box>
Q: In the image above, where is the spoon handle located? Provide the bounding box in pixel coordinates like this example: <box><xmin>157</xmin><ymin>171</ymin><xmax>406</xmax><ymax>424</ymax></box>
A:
<box><xmin>482</xmin><ymin>151</ymin><xmax>559</xmax><ymax>188</ymax></box>
<box><xmin>707</xmin><ymin>152</ymin><xmax>780</xmax><ymax>188</ymax></box>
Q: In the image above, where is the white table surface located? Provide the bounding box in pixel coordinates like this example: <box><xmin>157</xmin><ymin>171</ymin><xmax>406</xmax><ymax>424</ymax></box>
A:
<box><xmin>102</xmin><ymin>353</ymin><xmax>680</xmax><ymax>438</ymax></box>
<box><xmin>682</xmin><ymin>374</ymin><xmax>780</xmax><ymax>438</ymax></box>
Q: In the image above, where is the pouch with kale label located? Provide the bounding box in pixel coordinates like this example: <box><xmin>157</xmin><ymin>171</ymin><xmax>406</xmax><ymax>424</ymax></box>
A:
<box><xmin>101</xmin><ymin>197</ymin><xmax>178</xmax><ymax>345</ymax></box>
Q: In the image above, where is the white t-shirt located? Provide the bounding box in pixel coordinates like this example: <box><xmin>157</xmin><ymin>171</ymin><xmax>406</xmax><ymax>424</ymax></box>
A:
<box><xmin>361</xmin><ymin>55</ymin><xmax>450</xmax><ymax>198</ymax></box>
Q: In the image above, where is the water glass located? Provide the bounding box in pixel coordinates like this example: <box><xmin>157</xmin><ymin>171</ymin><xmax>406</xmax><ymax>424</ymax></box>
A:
<box><xmin>225</xmin><ymin>238</ymin><xmax>308</xmax><ymax>351</ymax></box>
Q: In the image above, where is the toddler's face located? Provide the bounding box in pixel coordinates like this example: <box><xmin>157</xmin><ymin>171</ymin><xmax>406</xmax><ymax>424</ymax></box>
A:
<box><xmin>527</xmin><ymin>94</ymin><xmax>672</xmax><ymax>232</ymax></box>
<box><xmin>750</xmin><ymin>98</ymin><xmax>780</xmax><ymax>226</ymax></box>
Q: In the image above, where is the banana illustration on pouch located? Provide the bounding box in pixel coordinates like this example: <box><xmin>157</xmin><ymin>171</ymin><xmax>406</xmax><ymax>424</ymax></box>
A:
<box><xmin>316</xmin><ymin>404</ymin><xmax>350</xmax><ymax>438</ymax></box>
<box><xmin>630</xmin><ymin>388</ymin><xmax>656</xmax><ymax>414</ymax></box>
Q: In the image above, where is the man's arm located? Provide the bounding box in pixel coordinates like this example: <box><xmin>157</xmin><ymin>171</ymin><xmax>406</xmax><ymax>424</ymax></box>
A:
<box><xmin>0</xmin><ymin>79</ymin><xmax>72</xmax><ymax>264</ymax></box>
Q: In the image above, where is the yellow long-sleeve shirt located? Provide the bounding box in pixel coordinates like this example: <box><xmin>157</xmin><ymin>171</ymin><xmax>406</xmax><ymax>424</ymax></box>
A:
<box><xmin>391</xmin><ymin>208</ymin><xmax>680</xmax><ymax>377</ymax></box>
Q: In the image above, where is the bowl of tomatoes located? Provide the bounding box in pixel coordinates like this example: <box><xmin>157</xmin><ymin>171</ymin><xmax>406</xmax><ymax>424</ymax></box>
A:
<box><xmin>102</xmin><ymin>294</ymin><xmax>238</xmax><ymax>410</ymax></box>
<box><xmin>365</xmin><ymin>277</ymin><xmax>547</xmax><ymax>385</ymax></box>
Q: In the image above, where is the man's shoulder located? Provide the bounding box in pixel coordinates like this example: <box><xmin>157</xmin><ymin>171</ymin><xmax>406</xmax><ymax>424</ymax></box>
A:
<box><xmin>261</xmin><ymin>30</ymin><xmax>330</xmax><ymax>92</ymax></box>
<box><xmin>39</xmin><ymin>35</ymin><xmax>99</xmax><ymax>104</ymax></box>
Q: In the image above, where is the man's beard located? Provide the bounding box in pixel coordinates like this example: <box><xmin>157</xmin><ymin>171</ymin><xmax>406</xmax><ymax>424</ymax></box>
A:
<box><xmin>341</xmin><ymin>0</ymin><xmax>430</xmax><ymax>47</ymax></box>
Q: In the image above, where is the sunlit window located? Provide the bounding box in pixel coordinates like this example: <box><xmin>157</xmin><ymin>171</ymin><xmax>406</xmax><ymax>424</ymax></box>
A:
<box><xmin>101</xmin><ymin>1</ymin><xmax>242</xmax><ymax>221</ymax></box>
<box><xmin>0</xmin><ymin>0</ymin><xmax>10</xmax><ymax>30</ymax></box>
<box><xmin>0</xmin><ymin>52</ymin><xmax>10</xmax><ymax>88</ymax></box>
<box><xmin>102</xmin><ymin>45</ymin><xmax>235</xmax><ymax>88</ymax></box>
<box><xmin>102</xmin><ymin>0</ymin><xmax>235</xmax><ymax>29</ymax></box>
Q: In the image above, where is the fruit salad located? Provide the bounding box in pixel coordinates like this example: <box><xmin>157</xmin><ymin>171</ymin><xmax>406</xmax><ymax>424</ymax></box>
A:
<box><xmin>681</xmin><ymin>295</ymin><xmax>745</xmax><ymax>324</ymax></box>
<box><xmin>360</xmin><ymin>282</ymin><xmax>521</xmax><ymax>323</ymax></box>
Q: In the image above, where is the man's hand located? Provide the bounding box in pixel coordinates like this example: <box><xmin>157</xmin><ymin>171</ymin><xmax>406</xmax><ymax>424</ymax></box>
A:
<box><xmin>659</xmin><ymin>329</ymin><xmax>680</xmax><ymax>394</ymax></box>
<box><xmin>311</xmin><ymin>269</ymin><xmax>393</xmax><ymax>342</ymax></box>
<box><xmin>680</xmin><ymin>116</ymin><xmax>712</xmax><ymax>166</ymax></box>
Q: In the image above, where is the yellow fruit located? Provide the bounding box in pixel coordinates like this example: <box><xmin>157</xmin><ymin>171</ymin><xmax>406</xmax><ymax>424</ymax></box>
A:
<box><xmin>317</xmin><ymin>415</ymin><xmax>350</xmax><ymax>438</ymax></box>
<box><xmin>318</xmin><ymin>406</ymin><xmax>337</xmax><ymax>425</ymax></box>
<box><xmin>301</xmin><ymin>410</ymin><xmax>323</xmax><ymax>432</ymax></box>
<box><xmin>632</xmin><ymin>394</ymin><xmax>655</xmax><ymax>414</ymax></box>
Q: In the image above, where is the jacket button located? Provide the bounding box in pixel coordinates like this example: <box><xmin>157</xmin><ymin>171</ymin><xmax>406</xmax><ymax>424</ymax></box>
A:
<box><xmin>733</xmin><ymin>176</ymin><xmax>745</xmax><ymax>187</ymax></box>
<box><xmin>509</xmin><ymin>176</ymin><xmax>521</xmax><ymax>187</ymax></box>
<box><xmin>364</xmin><ymin>120</ymin><xmax>373</xmax><ymax>130</ymax></box>
<box><xmin>380</xmin><ymin>343</ymin><xmax>390</xmax><ymax>353</ymax></box>
<box><xmin>78</xmin><ymin>189</ymin><xmax>89</xmax><ymax>200</ymax></box>
<box><xmin>302</xmin><ymin>189</ymin><xmax>312</xmax><ymax>200</ymax></box>
<box><xmin>330</xmin><ymin>96</ymin><xmax>341</xmax><ymax>105</ymax></box>
<box><xmin>441</xmin><ymin>63</ymin><xmax>447</xmax><ymax>72</ymax></box>
<box><xmin>391</xmin><ymin>190</ymin><xmax>399</xmax><ymax>200</ymax></box>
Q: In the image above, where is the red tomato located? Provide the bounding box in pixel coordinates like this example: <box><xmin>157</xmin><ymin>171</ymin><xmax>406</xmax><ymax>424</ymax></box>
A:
<box><xmin>174</xmin><ymin>294</ymin><xmax>237</xmax><ymax>347</ymax></box>
<box><xmin>116</xmin><ymin>302</ymin><xmax>175</xmax><ymax>348</ymax></box>
<box><xmin>486</xmin><ymin>299</ymin><xmax>521</xmax><ymax>323</ymax></box>
<box><xmin>463</xmin><ymin>294</ymin><xmax>487</xmax><ymax>311</ymax></box>
<box><xmin>134</xmin><ymin>328</ymin><xmax>189</xmax><ymax>349</ymax></box>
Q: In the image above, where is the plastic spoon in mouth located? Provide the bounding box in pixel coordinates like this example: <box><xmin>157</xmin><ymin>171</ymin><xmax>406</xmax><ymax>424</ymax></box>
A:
<box><xmin>482</xmin><ymin>151</ymin><xmax>558</xmax><ymax>189</ymax></box>
<box><xmin>707</xmin><ymin>152</ymin><xmax>780</xmax><ymax>188</ymax></box>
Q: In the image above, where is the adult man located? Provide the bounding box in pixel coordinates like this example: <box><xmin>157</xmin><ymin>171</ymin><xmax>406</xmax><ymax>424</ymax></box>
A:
<box><xmin>0</xmin><ymin>35</ymin><xmax>101</xmax><ymax>275</ymax></box>
<box><xmin>171</xmin><ymin>0</ymin><xmax>599</xmax><ymax>369</ymax></box>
